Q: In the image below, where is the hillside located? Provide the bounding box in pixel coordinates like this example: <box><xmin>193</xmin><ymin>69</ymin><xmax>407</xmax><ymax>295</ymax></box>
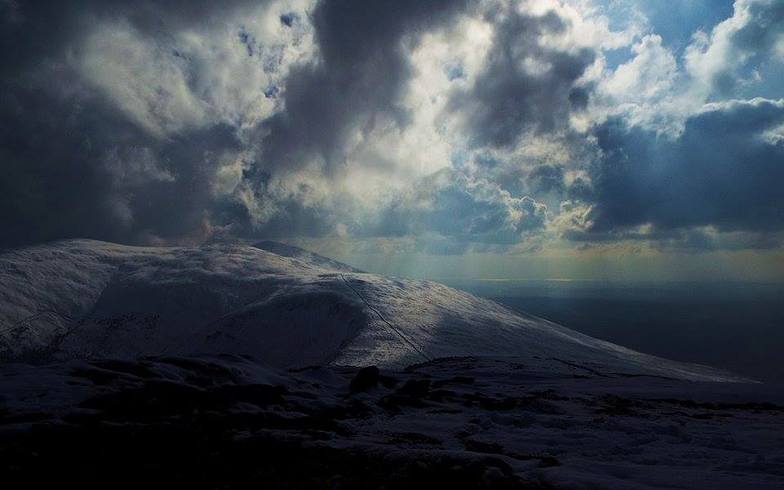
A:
<box><xmin>0</xmin><ymin>239</ymin><xmax>746</xmax><ymax>381</ymax></box>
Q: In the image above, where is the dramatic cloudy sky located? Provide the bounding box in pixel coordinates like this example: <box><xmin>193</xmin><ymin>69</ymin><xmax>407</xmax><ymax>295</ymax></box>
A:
<box><xmin>1</xmin><ymin>0</ymin><xmax>783</xmax><ymax>280</ymax></box>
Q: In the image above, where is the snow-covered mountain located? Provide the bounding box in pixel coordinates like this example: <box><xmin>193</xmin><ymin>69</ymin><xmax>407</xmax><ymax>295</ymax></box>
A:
<box><xmin>0</xmin><ymin>239</ymin><xmax>746</xmax><ymax>381</ymax></box>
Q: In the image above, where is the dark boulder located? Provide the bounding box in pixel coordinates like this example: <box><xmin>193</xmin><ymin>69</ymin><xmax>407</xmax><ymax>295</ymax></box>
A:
<box><xmin>350</xmin><ymin>366</ymin><xmax>380</xmax><ymax>393</ymax></box>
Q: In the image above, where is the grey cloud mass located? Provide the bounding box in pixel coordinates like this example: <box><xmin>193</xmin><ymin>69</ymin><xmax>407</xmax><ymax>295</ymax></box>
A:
<box><xmin>449</xmin><ymin>7</ymin><xmax>594</xmax><ymax>148</ymax></box>
<box><xmin>252</xmin><ymin>0</ymin><xmax>469</xmax><ymax>176</ymax></box>
<box><xmin>0</xmin><ymin>0</ymin><xmax>264</xmax><ymax>247</ymax></box>
<box><xmin>586</xmin><ymin>98</ymin><xmax>784</xmax><ymax>234</ymax></box>
<box><xmin>0</xmin><ymin>0</ymin><xmax>782</xmax><ymax>255</ymax></box>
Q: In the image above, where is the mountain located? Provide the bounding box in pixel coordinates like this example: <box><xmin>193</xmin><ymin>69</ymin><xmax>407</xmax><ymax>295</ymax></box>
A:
<box><xmin>0</xmin><ymin>239</ymin><xmax>746</xmax><ymax>381</ymax></box>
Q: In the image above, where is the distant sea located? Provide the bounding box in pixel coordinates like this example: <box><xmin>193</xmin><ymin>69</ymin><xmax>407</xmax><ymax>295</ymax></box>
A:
<box><xmin>439</xmin><ymin>279</ymin><xmax>784</xmax><ymax>383</ymax></box>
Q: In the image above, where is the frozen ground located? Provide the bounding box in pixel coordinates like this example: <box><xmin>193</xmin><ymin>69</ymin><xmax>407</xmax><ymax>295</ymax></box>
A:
<box><xmin>0</xmin><ymin>356</ymin><xmax>782</xmax><ymax>489</ymax></box>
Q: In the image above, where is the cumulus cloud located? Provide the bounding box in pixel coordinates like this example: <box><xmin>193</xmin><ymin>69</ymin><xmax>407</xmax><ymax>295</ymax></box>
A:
<box><xmin>685</xmin><ymin>0</ymin><xmax>784</xmax><ymax>98</ymax></box>
<box><xmin>594</xmin><ymin>34</ymin><xmax>680</xmax><ymax>129</ymax></box>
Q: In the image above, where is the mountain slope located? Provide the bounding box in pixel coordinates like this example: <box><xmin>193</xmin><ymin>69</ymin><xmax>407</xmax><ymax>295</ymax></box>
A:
<box><xmin>0</xmin><ymin>239</ymin><xmax>747</xmax><ymax>381</ymax></box>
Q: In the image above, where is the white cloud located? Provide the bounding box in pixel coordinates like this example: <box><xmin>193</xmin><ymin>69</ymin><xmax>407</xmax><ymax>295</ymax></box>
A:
<box><xmin>602</xmin><ymin>35</ymin><xmax>676</xmax><ymax>102</ymax></box>
<box><xmin>79</xmin><ymin>21</ymin><xmax>209</xmax><ymax>137</ymax></box>
<box><xmin>684</xmin><ymin>0</ymin><xmax>784</xmax><ymax>98</ymax></box>
<box><xmin>77</xmin><ymin>1</ymin><xmax>317</xmax><ymax>138</ymax></box>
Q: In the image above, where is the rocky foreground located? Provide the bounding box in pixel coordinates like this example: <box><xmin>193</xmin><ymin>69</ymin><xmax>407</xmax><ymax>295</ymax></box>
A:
<box><xmin>1</xmin><ymin>355</ymin><xmax>782</xmax><ymax>489</ymax></box>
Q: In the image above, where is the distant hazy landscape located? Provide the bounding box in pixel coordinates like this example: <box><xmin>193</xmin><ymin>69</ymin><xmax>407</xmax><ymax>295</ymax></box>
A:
<box><xmin>445</xmin><ymin>280</ymin><xmax>784</xmax><ymax>382</ymax></box>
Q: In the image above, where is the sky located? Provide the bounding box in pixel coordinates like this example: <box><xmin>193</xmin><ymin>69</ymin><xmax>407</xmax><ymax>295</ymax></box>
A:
<box><xmin>1</xmin><ymin>0</ymin><xmax>783</xmax><ymax>281</ymax></box>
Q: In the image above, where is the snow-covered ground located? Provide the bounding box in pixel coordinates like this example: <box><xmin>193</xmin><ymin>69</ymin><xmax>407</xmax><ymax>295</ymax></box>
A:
<box><xmin>0</xmin><ymin>356</ymin><xmax>781</xmax><ymax>489</ymax></box>
<box><xmin>0</xmin><ymin>239</ymin><xmax>747</xmax><ymax>381</ymax></box>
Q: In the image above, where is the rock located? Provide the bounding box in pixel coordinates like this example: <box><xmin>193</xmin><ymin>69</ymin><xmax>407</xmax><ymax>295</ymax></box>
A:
<box><xmin>398</xmin><ymin>378</ymin><xmax>430</xmax><ymax>397</ymax></box>
<box><xmin>350</xmin><ymin>366</ymin><xmax>380</xmax><ymax>393</ymax></box>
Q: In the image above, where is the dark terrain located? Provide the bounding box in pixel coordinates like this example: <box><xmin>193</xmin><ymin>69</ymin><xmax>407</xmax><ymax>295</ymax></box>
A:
<box><xmin>2</xmin><ymin>355</ymin><xmax>783</xmax><ymax>489</ymax></box>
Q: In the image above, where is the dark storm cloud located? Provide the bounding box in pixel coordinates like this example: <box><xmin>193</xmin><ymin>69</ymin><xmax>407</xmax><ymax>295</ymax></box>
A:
<box><xmin>234</xmin><ymin>0</ymin><xmax>474</xmax><ymax>241</ymax></box>
<box><xmin>0</xmin><ymin>0</ymin><xmax>476</xmax><ymax>248</ymax></box>
<box><xmin>448</xmin><ymin>8</ymin><xmax>595</xmax><ymax>148</ymax></box>
<box><xmin>585</xmin><ymin>98</ymin><xmax>784</xmax><ymax>236</ymax></box>
<box><xmin>0</xmin><ymin>79</ymin><xmax>132</xmax><ymax>247</ymax></box>
<box><xmin>0</xmin><ymin>73</ymin><xmax>244</xmax><ymax>248</ymax></box>
<box><xmin>0</xmin><ymin>0</ymin><xmax>261</xmax><ymax>248</ymax></box>
<box><xmin>0</xmin><ymin>0</ymin><xmax>259</xmax><ymax>77</ymax></box>
<box><xmin>254</xmin><ymin>0</ymin><xmax>469</xmax><ymax>176</ymax></box>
